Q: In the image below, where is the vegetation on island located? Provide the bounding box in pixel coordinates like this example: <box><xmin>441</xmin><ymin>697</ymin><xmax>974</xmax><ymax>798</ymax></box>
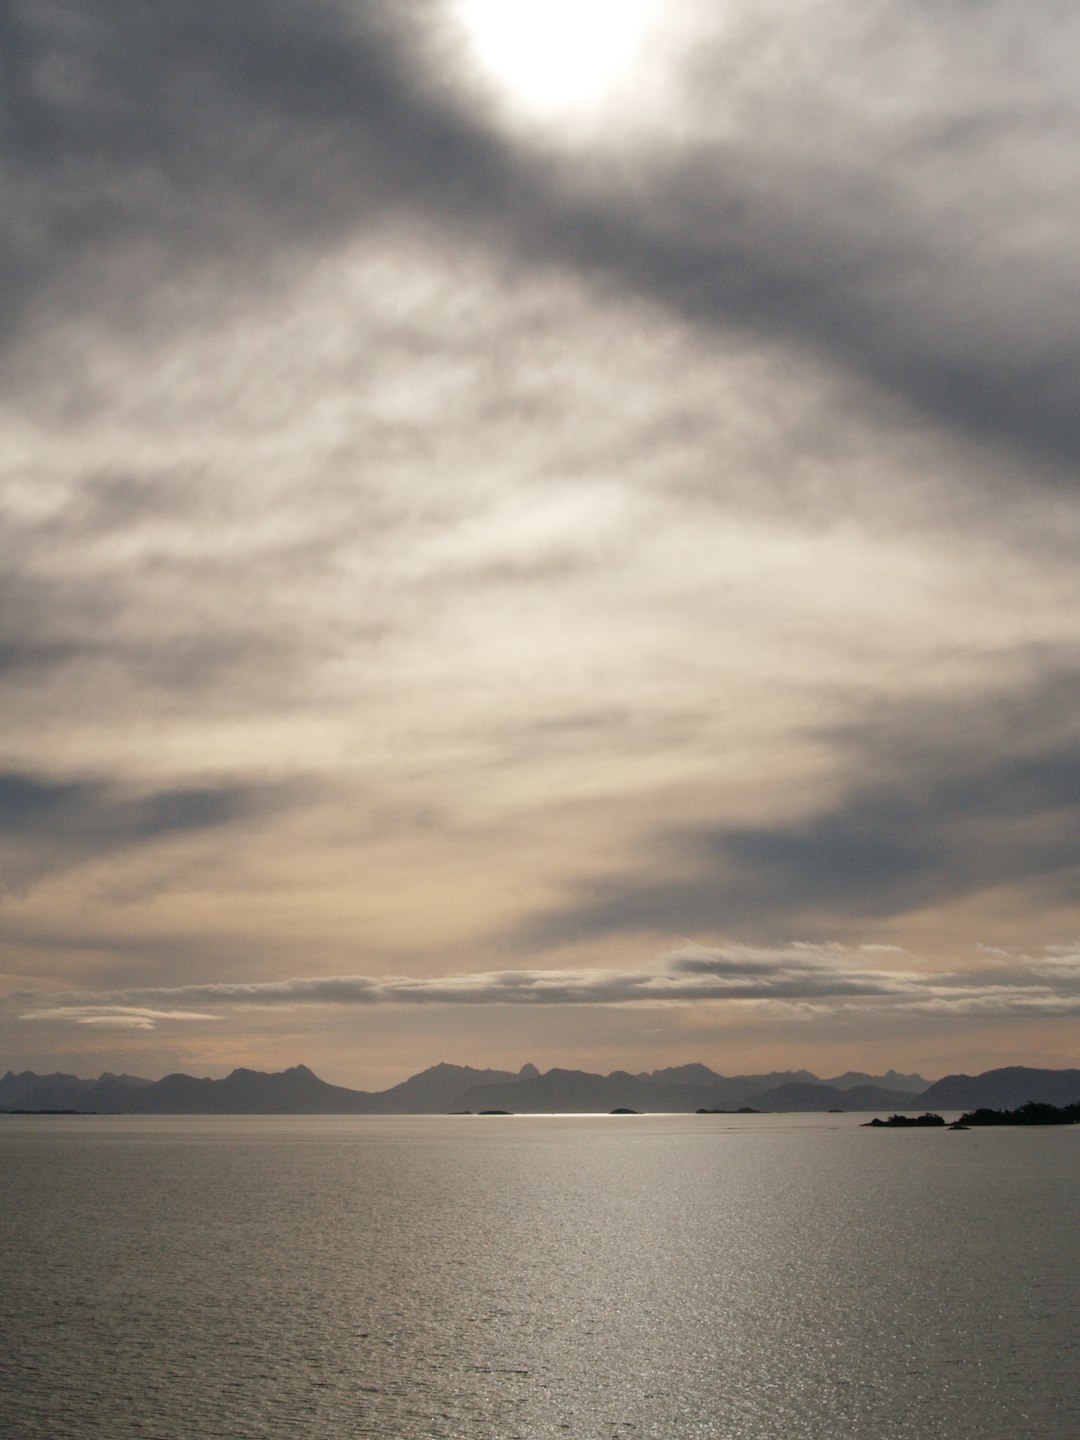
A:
<box><xmin>954</xmin><ymin>1101</ymin><xmax>1080</xmax><ymax>1126</ymax></box>
<box><xmin>864</xmin><ymin>1100</ymin><xmax>1080</xmax><ymax>1129</ymax></box>
<box><xmin>863</xmin><ymin>1113</ymin><xmax>946</xmax><ymax>1128</ymax></box>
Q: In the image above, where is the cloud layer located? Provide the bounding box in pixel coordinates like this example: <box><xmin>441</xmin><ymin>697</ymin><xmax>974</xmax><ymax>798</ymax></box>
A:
<box><xmin>3</xmin><ymin>1</ymin><xmax>1080</xmax><ymax>1080</ymax></box>
<box><xmin>522</xmin><ymin>665</ymin><xmax>1080</xmax><ymax>944</ymax></box>
<box><xmin>15</xmin><ymin>943</ymin><xmax>1080</xmax><ymax>1030</ymax></box>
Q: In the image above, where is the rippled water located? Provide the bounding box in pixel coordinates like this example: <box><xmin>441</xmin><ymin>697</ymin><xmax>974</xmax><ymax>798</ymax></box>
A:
<box><xmin>1</xmin><ymin>1113</ymin><xmax>1077</xmax><ymax>1438</ymax></box>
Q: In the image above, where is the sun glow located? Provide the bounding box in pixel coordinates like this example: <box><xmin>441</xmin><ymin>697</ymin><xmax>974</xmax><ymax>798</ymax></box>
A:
<box><xmin>456</xmin><ymin>0</ymin><xmax>655</xmax><ymax>119</ymax></box>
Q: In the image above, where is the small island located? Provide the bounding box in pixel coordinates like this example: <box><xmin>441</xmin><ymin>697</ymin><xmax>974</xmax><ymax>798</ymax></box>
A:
<box><xmin>863</xmin><ymin>1113</ymin><xmax>946</xmax><ymax>1128</ymax></box>
<box><xmin>864</xmin><ymin>1100</ymin><xmax>1080</xmax><ymax>1129</ymax></box>
<box><xmin>2</xmin><ymin>1108</ymin><xmax>95</xmax><ymax>1116</ymax></box>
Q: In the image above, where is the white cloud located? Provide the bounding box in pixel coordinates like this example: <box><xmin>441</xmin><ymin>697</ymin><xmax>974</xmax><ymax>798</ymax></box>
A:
<box><xmin>20</xmin><ymin>1006</ymin><xmax>220</xmax><ymax>1030</ymax></box>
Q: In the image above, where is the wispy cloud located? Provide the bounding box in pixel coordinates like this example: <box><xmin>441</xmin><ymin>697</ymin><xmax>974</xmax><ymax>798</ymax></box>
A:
<box><xmin>0</xmin><ymin>768</ymin><xmax>303</xmax><ymax>893</ymax></box>
<box><xmin>20</xmin><ymin>1007</ymin><xmax>220</xmax><ymax>1031</ymax></box>
<box><xmin>14</xmin><ymin>944</ymin><xmax>1080</xmax><ymax>1028</ymax></box>
<box><xmin>520</xmin><ymin>666</ymin><xmax>1080</xmax><ymax>945</ymax></box>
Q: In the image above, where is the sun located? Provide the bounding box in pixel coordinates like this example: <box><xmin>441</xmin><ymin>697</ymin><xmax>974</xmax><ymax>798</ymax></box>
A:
<box><xmin>455</xmin><ymin>0</ymin><xmax>655</xmax><ymax>120</ymax></box>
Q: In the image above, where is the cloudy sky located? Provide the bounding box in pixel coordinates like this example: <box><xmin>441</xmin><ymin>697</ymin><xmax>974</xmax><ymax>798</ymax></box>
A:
<box><xmin>3</xmin><ymin>0</ymin><xmax>1079</xmax><ymax>1088</ymax></box>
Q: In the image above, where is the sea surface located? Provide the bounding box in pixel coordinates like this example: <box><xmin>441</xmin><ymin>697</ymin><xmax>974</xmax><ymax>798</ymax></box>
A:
<box><xmin>0</xmin><ymin>1113</ymin><xmax>1077</xmax><ymax>1439</ymax></box>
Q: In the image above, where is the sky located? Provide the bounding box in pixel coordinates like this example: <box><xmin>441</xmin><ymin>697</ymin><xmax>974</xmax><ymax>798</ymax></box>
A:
<box><xmin>2</xmin><ymin>0</ymin><xmax>1079</xmax><ymax>1089</ymax></box>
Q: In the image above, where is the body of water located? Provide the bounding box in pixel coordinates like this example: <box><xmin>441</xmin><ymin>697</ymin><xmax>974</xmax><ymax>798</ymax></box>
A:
<box><xmin>1</xmin><ymin>1113</ymin><xmax>1076</xmax><ymax>1438</ymax></box>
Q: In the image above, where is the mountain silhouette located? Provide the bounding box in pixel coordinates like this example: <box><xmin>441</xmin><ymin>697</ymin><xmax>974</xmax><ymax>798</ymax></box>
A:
<box><xmin>822</xmin><ymin>1069</ymin><xmax>926</xmax><ymax>1093</ymax></box>
<box><xmin>745</xmin><ymin>1082</ymin><xmax>924</xmax><ymax>1112</ymax></box>
<box><xmin>919</xmin><ymin>1066</ymin><xmax>1080</xmax><ymax>1110</ymax></box>
<box><xmin>2</xmin><ymin>1061</ymin><xmax>1076</xmax><ymax>1115</ymax></box>
<box><xmin>362</xmin><ymin>1063</ymin><xmax>521</xmax><ymax>1112</ymax></box>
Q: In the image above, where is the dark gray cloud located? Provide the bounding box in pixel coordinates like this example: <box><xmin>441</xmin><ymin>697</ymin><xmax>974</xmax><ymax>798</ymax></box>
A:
<box><xmin>0</xmin><ymin>766</ymin><xmax>295</xmax><ymax>891</ymax></box>
<box><xmin>521</xmin><ymin>662</ymin><xmax>1080</xmax><ymax>944</ymax></box>
<box><xmin>0</xmin><ymin>0</ymin><xmax>511</xmax><ymax>351</ymax></box>
<box><xmin>0</xmin><ymin>769</ymin><xmax>251</xmax><ymax>839</ymax></box>
<box><xmin>600</xmin><ymin>22</ymin><xmax>1080</xmax><ymax>479</ymax></box>
<box><xmin>5</xmin><ymin>0</ymin><xmax>1080</xmax><ymax>481</ymax></box>
<box><xmin>0</xmin><ymin>636</ymin><xmax>80</xmax><ymax>676</ymax></box>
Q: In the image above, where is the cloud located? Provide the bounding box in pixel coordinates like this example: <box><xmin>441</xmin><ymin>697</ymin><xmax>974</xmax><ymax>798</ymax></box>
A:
<box><xmin>519</xmin><ymin>663</ymin><xmax>1080</xmax><ymax>944</ymax></box>
<box><xmin>20</xmin><ymin>1006</ymin><xmax>219</xmax><ymax>1030</ymax></box>
<box><xmin>5</xmin><ymin>1</ymin><xmax>1080</xmax><ymax>730</ymax></box>
<box><xmin>5</xmin><ymin>0</ymin><xmax>1080</xmax><ymax>482</ymax></box>
<box><xmin>4</xmin><ymin>2</ymin><xmax>1080</xmax><ymax>1075</ymax></box>
<box><xmin>518</xmin><ymin>0</ymin><xmax>1080</xmax><ymax>479</ymax></box>
<box><xmin>0</xmin><ymin>768</ymin><xmax>273</xmax><ymax>841</ymax></box>
<box><xmin>0</xmin><ymin>767</ymin><xmax>297</xmax><ymax>892</ymax></box>
<box><xmin>0</xmin><ymin>0</ymin><xmax>513</xmax><ymax>356</ymax></box>
<box><xmin>11</xmin><ymin>942</ymin><xmax>1079</xmax><ymax>1027</ymax></box>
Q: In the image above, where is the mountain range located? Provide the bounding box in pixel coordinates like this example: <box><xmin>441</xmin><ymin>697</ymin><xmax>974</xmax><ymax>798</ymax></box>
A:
<box><xmin>2</xmin><ymin>1061</ymin><xmax>1077</xmax><ymax>1115</ymax></box>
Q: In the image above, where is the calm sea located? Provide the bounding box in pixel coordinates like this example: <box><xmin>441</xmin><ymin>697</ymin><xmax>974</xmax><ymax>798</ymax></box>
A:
<box><xmin>0</xmin><ymin>1113</ymin><xmax>1076</xmax><ymax>1439</ymax></box>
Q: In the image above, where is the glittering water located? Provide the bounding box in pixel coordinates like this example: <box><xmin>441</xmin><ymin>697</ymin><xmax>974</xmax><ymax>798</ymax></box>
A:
<box><xmin>0</xmin><ymin>1113</ymin><xmax>1077</xmax><ymax>1438</ymax></box>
